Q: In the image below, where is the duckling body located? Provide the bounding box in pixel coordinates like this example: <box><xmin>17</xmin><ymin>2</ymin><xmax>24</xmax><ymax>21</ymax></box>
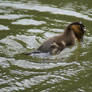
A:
<box><xmin>25</xmin><ymin>22</ymin><xmax>85</xmax><ymax>55</ymax></box>
<box><xmin>37</xmin><ymin>30</ymin><xmax>75</xmax><ymax>54</ymax></box>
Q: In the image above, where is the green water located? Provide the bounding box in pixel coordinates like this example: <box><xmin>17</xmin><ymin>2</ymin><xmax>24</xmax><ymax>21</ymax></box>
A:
<box><xmin>0</xmin><ymin>0</ymin><xmax>92</xmax><ymax>92</ymax></box>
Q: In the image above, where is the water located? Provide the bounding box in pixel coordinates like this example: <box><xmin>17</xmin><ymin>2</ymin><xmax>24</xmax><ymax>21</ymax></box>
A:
<box><xmin>0</xmin><ymin>0</ymin><xmax>92</xmax><ymax>92</ymax></box>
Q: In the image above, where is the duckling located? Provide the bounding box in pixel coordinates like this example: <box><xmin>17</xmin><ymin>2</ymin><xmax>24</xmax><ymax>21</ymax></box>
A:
<box><xmin>25</xmin><ymin>22</ymin><xmax>86</xmax><ymax>55</ymax></box>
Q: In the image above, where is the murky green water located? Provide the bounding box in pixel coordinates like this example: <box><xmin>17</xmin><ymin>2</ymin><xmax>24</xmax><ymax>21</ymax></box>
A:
<box><xmin>0</xmin><ymin>0</ymin><xmax>92</xmax><ymax>92</ymax></box>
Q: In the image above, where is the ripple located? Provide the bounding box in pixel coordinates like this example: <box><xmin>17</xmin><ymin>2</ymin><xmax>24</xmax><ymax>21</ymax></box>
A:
<box><xmin>16</xmin><ymin>75</ymin><xmax>50</xmax><ymax>87</ymax></box>
<box><xmin>0</xmin><ymin>14</ymin><xmax>29</xmax><ymax>20</ymax></box>
<box><xmin>50</xmin><ymin>28</ymin><xmax>64</xmax><ymax>33</ymax></box>
<box><xmin>0</xmin><ymin>36</ymin><xmax>23</xmax><ymax>56</ymax></box>
<box><xmin>0</xmin><ymin>57</ymin><xmax>10</xmax><ymax>68</ymax></box>
<box><xmin>15</xmin><ymin>35</ymin><xmax>40</xmax><ymax>49</ymax></box>
<box><xmin>0</xmin><ymin>2</ymin><xmax>92</xmax><ymax>21</ymax></box>
<box><xmin>0</xmin><ymin>9</ymin><xmax>9</xmax><ymax>13</ymax></box>
<box><xmin>28</xmin><ymin>29</ymin><xmax>44</xmax><ymax>33</ymax></box>
<box><xmin>9</xmin><ymin>59</ymin><xmax>79</xmax><ymax>70</ymax></box>
<box><xmin>44</xmin><ymin>32</ymin><xmax>58</xmax><ymax>38</ymax></box>
<box><xmin>12</xmin><ymin>19</ymin><xmax>46</xmax><ymax>25</ymax></box>
<box><xmin>0</xmin><ymin>25</ymin><xmax>9</xmax><ymax>30</ymax></box>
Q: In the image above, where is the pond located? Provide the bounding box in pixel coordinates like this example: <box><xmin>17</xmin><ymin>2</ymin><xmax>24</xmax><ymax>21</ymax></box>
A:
<box><xmin>0</xmin><ymin>0</ymin><xmax>92</xmax><ymax>92</ymax></box>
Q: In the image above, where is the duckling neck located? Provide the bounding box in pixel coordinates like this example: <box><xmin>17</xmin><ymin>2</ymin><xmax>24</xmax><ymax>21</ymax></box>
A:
<box><xmin>63</xmin><ymin>30</ymin><xmax>76</xmax><ymax>46</ymax></box>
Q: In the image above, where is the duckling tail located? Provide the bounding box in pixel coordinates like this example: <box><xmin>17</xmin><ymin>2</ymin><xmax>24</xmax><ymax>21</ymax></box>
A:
<box><xmin>23</xmin><ymin>50</ymin><xmax>41</xmax><ymax>55</ymax></box>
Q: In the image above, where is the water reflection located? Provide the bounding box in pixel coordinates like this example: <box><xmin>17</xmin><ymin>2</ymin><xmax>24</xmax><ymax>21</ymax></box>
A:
<box><xmin>0</xmin><ymin>25</ymin><xmax>9</xmax><ymax>30</ymax></box>
<box><xmin>0</xmin><ymin>14</ymin><xmax>29</xmax><ymax>20</ymax></box>
<box><xmin>12</xmin><ymin>19</ymin><xmax>46</xmax><ymax>25</ymax></box>
<box><xmin>0</xmin><ymin>1</ymin><xmax>92</xmax><ymax>21</ymax></box>
<box><xmin>0</xmin><ymin>0</ymin><xmax>92</xmax><ymax>92</ymax></box>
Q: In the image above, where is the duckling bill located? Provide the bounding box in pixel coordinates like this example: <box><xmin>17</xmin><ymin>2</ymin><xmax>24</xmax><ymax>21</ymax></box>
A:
<box><xmin>25</xmin><ymin>22</ymin><xmax>86</xmax><ymax>55</ymax></box>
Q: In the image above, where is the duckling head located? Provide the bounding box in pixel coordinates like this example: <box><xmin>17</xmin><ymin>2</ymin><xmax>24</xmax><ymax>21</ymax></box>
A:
<box><xmin>68</xmin><ymin>22</ymin><xmax>86</xmax><ymax>42</ymax></box>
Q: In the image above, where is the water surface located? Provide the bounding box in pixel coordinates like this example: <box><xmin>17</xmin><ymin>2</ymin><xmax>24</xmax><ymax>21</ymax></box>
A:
<box><xmin>0</xmin><ymin>0</ymin><xmax>92</xmax><ymax>92</ymax></box>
